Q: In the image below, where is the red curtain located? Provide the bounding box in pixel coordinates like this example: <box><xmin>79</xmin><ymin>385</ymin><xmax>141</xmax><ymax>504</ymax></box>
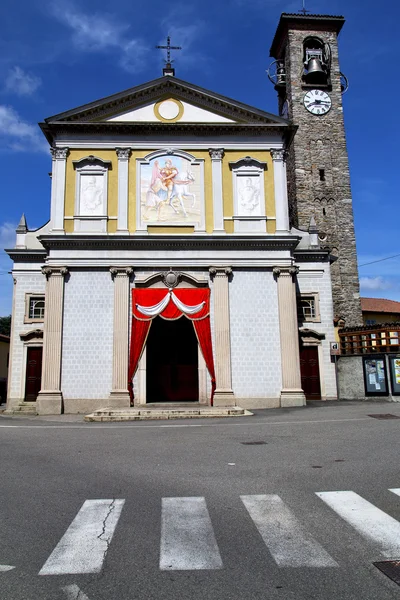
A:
<box><xmin>128</xmin><ymin>288</ymin><xmax>216</xmax><ymax>404</ymax></box>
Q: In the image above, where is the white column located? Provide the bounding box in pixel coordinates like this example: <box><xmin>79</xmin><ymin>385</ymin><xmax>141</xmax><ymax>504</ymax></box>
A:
<box><xmin>50</xmin><ymin>147</ymin><xmax>69</xmax><ymax>233</ymax></box>
<box><xmin>209</xmin><ymin>266</ymin><xmax>235</xmax><ymax>406</ymax></box>
<box><xmin>109</xmin><ymin>267</ymin><xmax>133</xmax><ymax>406</ymax></box>
<box><xmin>209</xmin><ymin>149</ymin><xmax>225</xmax><ymax>233</ymax></box>
<box><xmin>115</xmin><ymin>148</ymin><xmax>131</xmax><ymax>233</ymax></box>
<box><xmin>37</xmin><ymin>266</ymin><xmax>68</xmax><ymax>415</ymax></box>
<box><xmin>271</xmin><ymin>149</ymin><xmax>290</xmax><ymax>233</ymax></box>
<box><xmin>273</xmin><ymin>266</ymin><xmax>306</xmax><ymax>407</ymax></box>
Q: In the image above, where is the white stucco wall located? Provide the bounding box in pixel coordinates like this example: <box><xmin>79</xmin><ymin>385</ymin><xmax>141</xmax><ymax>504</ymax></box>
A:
<box><xmin>229</xmin><ymin>269</ymin><xmax>282</xmax><ymax>400</ymax></box>
<box><xmin>62</xmin><ymin>270</ymin><xmax>113</xmax><ymax>399</ymax></box>
<box><xmin>297</xmin><ymin>262</ymin><xmax>337</xmax><ymax>399</ymax></box>
<box><xmin>8</xmin><ymin>271</ymin><xmax>45</xmax><ymax>401</ymax></box>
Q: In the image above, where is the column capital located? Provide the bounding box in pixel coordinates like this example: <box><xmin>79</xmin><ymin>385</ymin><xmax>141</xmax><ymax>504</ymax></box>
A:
<box><xmin>50</xmin><ymin>146</ymin><xmax>69</xmax><ymax>160</ymax></box>
<box><xmin>209</xmin><ymin>266</ymin><xmax>232</xmax><ymax>278</ymax></box>
<box><xmin>41</xmin><ymin>266</ymin><xmax>69</xmax><ymax>279</ymax></box>
<box><xmin>110</xmin><ymin>266</ymin><xmax>134</xmax><ymax>279</ymax></box>
<box><xmin>273</xmin><ymin>266</ymin><xmax>299</xmax><ymax>279</ymax></box>
<box><xmin>270</xmin><ymin>148</ymin><xmax>287</xmax><ymax>162</ymax></box>
<box><xmin>115</xmin><ymin>147</ymin><xmax>132</xmax><ymax>160</ymax></box>
<box><xmin>209</xmin><ymin>148</ymin><xmax>225</xmax><ymax>160</ymax></box>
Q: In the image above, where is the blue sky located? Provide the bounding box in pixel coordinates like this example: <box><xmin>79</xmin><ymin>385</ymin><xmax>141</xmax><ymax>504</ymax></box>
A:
<box><xmin>1</xmin><ymin>0</ymin><xmax>399</xmax><ymax>315</ymax></box>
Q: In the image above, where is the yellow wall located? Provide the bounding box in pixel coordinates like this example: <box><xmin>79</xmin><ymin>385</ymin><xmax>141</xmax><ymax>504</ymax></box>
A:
<box><xmin>363</xmin><ymin>312</ymin><xmax>400</xmax><ymax>325</ymax></box>
<box><xmin>222</xmin><ymin>150</ymin><xmax>275</xmax><ymax>234</ymax></box>
<box><xmin>64</xmin><ymin>148</ymin><xmax>275</xmax><ymax>235</ymax></box>
<box><xmin>64</xmin><ymin>149</ymin><xmax>118</xmax><ymax>233</ymax></box>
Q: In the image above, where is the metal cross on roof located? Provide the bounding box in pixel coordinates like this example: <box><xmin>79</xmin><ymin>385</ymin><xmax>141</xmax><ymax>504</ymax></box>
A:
<box><xmin>299</xmin><ymin>0</ymin><xmax>310</xmax><ymax>14</ymax></box>
<box><xmin>156</xmin><ymin>36</ymin><xmax>182</xmax><ymax>66</ymax></box>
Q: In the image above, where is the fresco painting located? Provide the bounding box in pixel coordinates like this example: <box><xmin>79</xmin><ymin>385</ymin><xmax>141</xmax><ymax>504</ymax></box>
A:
<box><xmin>141</xmin><ymin>155</ymin><xmax>201</xmax><ymax>224</ymax></box>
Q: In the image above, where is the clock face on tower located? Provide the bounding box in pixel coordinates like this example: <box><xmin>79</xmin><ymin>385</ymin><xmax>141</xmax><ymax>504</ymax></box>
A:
<box><xmin>303</xmin><ymin>90</ymin><xmax>332</xmax><ymax>115</ymax></box>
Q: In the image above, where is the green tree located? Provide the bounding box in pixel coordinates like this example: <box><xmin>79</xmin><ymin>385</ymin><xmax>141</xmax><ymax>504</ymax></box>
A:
<box><xmin>0</xmin><ymin>315</ymin><xmax>11</xmax><ymax>336</ymax></box>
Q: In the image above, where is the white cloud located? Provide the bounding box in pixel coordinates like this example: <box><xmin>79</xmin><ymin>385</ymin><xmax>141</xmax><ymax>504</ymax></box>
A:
<box><xmin>0</xmin><ymin>105</ymin><xmax>48</xmax><ymax>153</ymax></box>
<box><xmin>0</xmin><ymin>222</ymin><xmax>16</xmax><ymax>317</ymax></box>
<box><xmin>5</xmin><ymin>66</ymin><xmax>41</xmax><ymax>96</ymax></box>
<box><xmin>360</xmin><ymin>276</ymin><xmax>392</xmax><ymax>291</ymax></box>
<box><xmin>50</xmin><ymin>4</ymin><xmax>148</xmax><ymax>72</ymax></box>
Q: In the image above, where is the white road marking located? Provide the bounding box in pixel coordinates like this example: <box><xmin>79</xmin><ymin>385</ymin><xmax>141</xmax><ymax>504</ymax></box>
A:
<box><xmin>0</xmin><ymin>565</ymin><xmax>15</xmax><ymax>572</ymax></box>
<box><xmin>160</xmin><ymin>497</ymin><xmax>223</xmax><ymax>570</ymax></box>
<box><xmin>316</xmin><ymin>491</ymin><xmax>400</xmax><ymax>558</ymax></box>
<box><xmin>62</xmin><ymin>584</ymin><xmax>91</xmax><ymax>599</ymax></box>
<box><xmin>39</xmin><ymin>499</ymin><xmax>125</xmax><ymax>575</ymax></box>
<box><xmin>389</xmin><ymin>488</ymin><xmax>400</xmax><ymax>497</ymax></box>
<box><xmin>241</xmin><ymin>494</ymin><xmax>337</xmax><ymax>567</ymax></box>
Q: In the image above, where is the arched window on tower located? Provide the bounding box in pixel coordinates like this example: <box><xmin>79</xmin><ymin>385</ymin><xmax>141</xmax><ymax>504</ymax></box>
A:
<box><xmin>302</xmin><ymin>37</ymin><xmax>331</xmax><ymax>86</ymax></box>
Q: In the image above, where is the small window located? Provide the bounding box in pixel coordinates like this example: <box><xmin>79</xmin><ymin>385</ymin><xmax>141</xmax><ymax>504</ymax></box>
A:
<box><xmin>298</xmin><ymin>293</ymin><xmax>320</xmax><ymax>322</ymax></box>
<box><xmin>25</xmin><ymin>295</ymin><xmax>45</xmax><ymax>323</ymax></box>
<box><xmin>319</xmin><ymin>169</ymin><xmax>325</xmax><ymax>181</ymax></box>
<box><xmin>365</xmin><ymin>319</ymin><xmax>377</xmax><ymax>326</ymax></box>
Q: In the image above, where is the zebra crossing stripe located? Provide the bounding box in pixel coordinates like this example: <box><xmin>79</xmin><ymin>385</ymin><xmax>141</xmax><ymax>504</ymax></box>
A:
<box><xmin>389</xmin><ymin>488</ymin><xmax>400</xmax><ymax>497</ymax></box>
<box><xmin>159</xmin><ymin>497</ymin><xmax>223</xmax><ymax>570</ymax></box>
<box><xmin>241</xmin><ymin>494</ymin><xmax>337</xmax><ymax>567</ymax></box>
<box><xmin>39</xmin><ymin>499</ymin><xmax>125</xmax><ymax>575</ymax></box>
<box><xmin>316</xmin><ymin>491</ymin><xmax>400</xmax><ymax>558</ymax></box>
<box><xmin>0</xmin><ymin>565</ymin><xmax>15</xmax><ymax>572</ymax></box>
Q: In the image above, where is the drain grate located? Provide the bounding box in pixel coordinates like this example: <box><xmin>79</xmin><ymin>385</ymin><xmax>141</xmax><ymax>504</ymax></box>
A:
<box><xmin>368</xmin><ymin>414</ymin><xmax>400</xmax><ymax>420</ymax></box>
<box><xmin>241</xmin><ymin>441</ymin><xmax>267</xmax><ymax>446</ymax></box>
<box><xmin>373</xmin><ymin>561</ymin><xmax>400</xmax><ymax>586</ymax></box>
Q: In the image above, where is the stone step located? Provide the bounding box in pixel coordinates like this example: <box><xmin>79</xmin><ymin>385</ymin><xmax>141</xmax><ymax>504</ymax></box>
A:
<box><xmin>84</xmin><ymin>407</ymin><xmax>253</xmax><ymax>422</ymax></box>
<box><xmin>6</xmin><ymin>403</ymin><xmax>37</xmax><ymax>415</ymax></box>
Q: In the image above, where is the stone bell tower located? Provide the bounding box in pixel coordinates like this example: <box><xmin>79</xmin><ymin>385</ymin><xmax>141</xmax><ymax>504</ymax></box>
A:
<box><xmin>269</xmin><ymin>13</ymin><xmax>362</xmax><ymax>326</ymax></box>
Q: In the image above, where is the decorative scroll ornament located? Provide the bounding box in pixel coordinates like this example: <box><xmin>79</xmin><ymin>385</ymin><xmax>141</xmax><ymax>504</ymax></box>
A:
<box><xmin>50</xmin><ymin>147</ymin><xmax>69</xmax><ymax>160</ymax></box>
<box><xmin>115</xmin><ymin>147</ymin><xmax>132</xmax><ymax>160</ymax></box>
<box><xmin>270</xmin><ymin>149</ymin><xmax>286</xmax><ymax>162</ymax></box>
<box><xmin>161</xmin><ymin>269</ymin><xmax>180</xmax><ymax>288</ymax></box>
<box><xmin>209</xmin><ymin>148</ymin><xmax>225</xmax><ymax>160</ymax></box>
<box><xmin>41</xmin><ymin>266</ymin><xmax>68</xmax><ymax>278</ymax></box>
<box><xmin>136</xmin><ymin>290</ymin><xmax>205</xmax><ymax>317</ymax></box>
<box><xmin>273</xmin><ymin>266</ymin><xmax>299</xmax><ymax>279</ymax></box>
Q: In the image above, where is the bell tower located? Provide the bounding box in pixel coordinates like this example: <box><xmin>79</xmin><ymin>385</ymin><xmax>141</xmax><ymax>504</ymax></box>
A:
<box><xmin>269</xmin><ymin>13</ymin><xmax>362</xmax><ymax>326</ymax></box>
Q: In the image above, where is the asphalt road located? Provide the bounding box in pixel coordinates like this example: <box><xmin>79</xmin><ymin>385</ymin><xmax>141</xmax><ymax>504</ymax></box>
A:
<box><xmin>1</xmin><ymin>401</ymin><xmax>400</xmax><ymax>600</ymax></box>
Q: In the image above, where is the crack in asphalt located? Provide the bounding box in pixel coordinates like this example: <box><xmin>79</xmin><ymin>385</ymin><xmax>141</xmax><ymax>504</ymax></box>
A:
<box><xmin>97</xmin><ymin>498</ymin><xmax>116</xmax><ymax>571</ymax></box>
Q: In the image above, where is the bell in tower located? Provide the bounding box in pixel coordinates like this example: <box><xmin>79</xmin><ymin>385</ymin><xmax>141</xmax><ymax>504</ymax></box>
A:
<box><xmin>302</xmin><ymin>37</ymin><xmax>330</xmax><ymax>85</ymax></box>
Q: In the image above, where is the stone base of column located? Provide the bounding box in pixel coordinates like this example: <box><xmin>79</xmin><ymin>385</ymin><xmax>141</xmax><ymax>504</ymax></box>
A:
<box><xmin>37</xmin><ymin>391</ymin><xmax>63</xmax><ymax>415</ymax></box>
<box><xmin>280</xmin><ymin>389</ymin><xmax>306</xmax><ymax>408</ymax></box>
<box><xmin>108</xmin><ymin>391</ymin><xmax>131</xmax><ymax>408</ymax></box>
<box><xmin>213</xmin><ymin>390</ymin><xmax>236</xmax><ymax>407</ymax></box>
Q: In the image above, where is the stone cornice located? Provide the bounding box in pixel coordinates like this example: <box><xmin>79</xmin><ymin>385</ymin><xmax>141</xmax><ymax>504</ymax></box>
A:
<box><xmin>294</xmin><ymin>249</ymin><xmax>331</xmax><ymax>262</ymax></box>
<box><xmin>38</xmin><ymin>234</ymin><xmax>301</xmax><ymax>253</ymax></box>
<box><xmin>40</xmin><ymin>121</ymin><xmax>296</xmax><ymax>146</ymax></box>
<box><xmin>5</xmin><ymin>249</ymin><xmax>47</xmax><ymax>262</ymax></box>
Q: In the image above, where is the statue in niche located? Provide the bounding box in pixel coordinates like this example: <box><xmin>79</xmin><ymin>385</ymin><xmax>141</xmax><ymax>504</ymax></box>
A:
<box><xmin>239</xmin><ymin>177</ymin><xmax>260</xmax><ymax>214</ymax></box>
<box><xmin>81</xmin><ymin>176</ymin><xmax>103</xmax><ymax>214</ymax></box>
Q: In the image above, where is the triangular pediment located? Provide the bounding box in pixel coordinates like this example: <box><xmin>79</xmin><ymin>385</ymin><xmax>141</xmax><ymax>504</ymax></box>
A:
<box><xmin>44</xmin><ymin>76</ymin><xmax>289</xmax><ymax>127</ymax></box>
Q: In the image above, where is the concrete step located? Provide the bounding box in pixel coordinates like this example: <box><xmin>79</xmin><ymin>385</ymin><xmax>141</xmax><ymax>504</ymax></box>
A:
<box><xmin>84</xmin><ymin>406</ymin><xmax>253</xmax><ymax>422</ymax></box>
<box><xmin>5</xmin><ymin>403</ymin><xmax>37</xmax><ymax>415</ymax></box>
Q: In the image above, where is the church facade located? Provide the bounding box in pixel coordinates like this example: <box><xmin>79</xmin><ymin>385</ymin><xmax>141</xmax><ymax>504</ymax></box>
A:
<box><xmin>6</xmin><ymin>13</ymin><xmax>357</xmax><ymax>415</ymax></box>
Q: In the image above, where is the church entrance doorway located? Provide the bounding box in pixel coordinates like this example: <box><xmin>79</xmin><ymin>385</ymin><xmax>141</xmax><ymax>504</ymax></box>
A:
<box><xmin>300</xmin><ymin>346</ymin><xmax>321</xmax><ymax>400</ymax></box>
<box><xmin>24</xmin><ymin>346</ymin><xmax>43</xmax><ymax>402</ymax></box>
<box><xmin>146</xmin><ymin>316</ymin><xmax>199</xmax><ymax>403</ymax></box>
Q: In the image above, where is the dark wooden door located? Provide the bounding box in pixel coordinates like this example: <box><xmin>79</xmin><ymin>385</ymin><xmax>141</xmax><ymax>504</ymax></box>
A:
<box><xmin>146</xmin><ymin>316</ymin><xmax>199</xmax><ymax>402</ymax></box>
<box><xmin>300</xmin><ymin>346</ymin><xmax>321</xmax><ymax>400</ymax></box>
<box><xmin>25</xmin><ymin>347</ymin><xmax>43</xmax><ymax>402</ymax></box>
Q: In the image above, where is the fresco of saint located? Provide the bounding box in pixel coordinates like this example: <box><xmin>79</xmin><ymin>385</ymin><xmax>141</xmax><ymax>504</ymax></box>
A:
<box><xmin>141</xmin><ymin>156</ymin><xmax>200</xmax><ymax>223</ymax></box>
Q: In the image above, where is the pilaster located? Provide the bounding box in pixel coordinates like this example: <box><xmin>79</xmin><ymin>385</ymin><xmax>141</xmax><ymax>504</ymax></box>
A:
<box><xmin>273</xmin><ymin>266</ymin><xmax>306</xmax><ymax>407</ymax></box>
<box><xmin>109</xmin><ymin>267</ymin><xmax>133</xmax><ymax>405</ymax></box>
<box><xmin>50</xmin><ymin>147</ymin><xmax>69</xmax><ymax>233</ymax></box>
<box><xmin>116</xmin><ymin>148</ymin><xmax>131</xmax><ymax>234</ymax></box>
<box><xmin>271</xmin><ymin>149</ymin><xmax>290</xmax><ymax>233</ymax></box>
<box><xmin>209</xmin><ymin>266</ymin><xmax>235</xmax><ymax>406</ymax></box>
<box><xmin>37</xmin><ymin>266</ymin><xmax>68</xmax><ymax>415</ymax></box>
<box><xmin>209</xmin><ymin>149</ymin><xmax>225</xmax><ymax>233</ymax></box>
